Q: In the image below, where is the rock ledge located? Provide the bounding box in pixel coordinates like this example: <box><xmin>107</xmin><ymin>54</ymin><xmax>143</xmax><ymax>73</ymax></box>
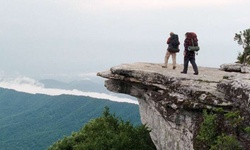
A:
<box><xmin>97</xmin><ymin>62</ymin><xmax>250</xmax><ymax>150</ymax></box>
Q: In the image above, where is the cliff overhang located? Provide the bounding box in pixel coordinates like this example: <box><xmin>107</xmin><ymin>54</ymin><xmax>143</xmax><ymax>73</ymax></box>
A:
<box><xmin>97</xmin><ymin>62</ymin><xmax>250</xmax><ymax>149</ymax></box>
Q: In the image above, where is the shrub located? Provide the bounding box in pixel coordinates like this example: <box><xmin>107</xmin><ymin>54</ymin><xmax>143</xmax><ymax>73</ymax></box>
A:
<box><xmin>48</xmin><ymin>107</ymin><xmax>156</xmax><ymax>150</ymax></box>
<box><xmin>210</xmin><ymin>134</ymin><xmax>242</xmax><ymax>150</ymax></box>
<box><xmin>196</xmin><ymin>110</ymin><xmax>218</xmax><ymax>147</ymax></box>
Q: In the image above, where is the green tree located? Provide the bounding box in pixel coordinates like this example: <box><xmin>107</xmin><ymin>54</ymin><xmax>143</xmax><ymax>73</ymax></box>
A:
<box><xmin>210</xmin><ymin>134</ymin><xmax>241</xmax><ymax>150</ymax></box>
<box><xmin>196</xmin><ymin>110</ymin><xmax>218</xmax><ymax>148</ymax></box>
<box><xmin>48</xmin><ymin>107</ymin><xmax>156</xmax><ymax>150</ymax></box>
<box><xmin>195</xmin><ymin>109</ymin><xmax>250</xmax><ymax>149</ymax></box>
<box><xmin>234</xmin><ymin>28</ymin><xmax>250</xmax><ymax>65</ymax></box>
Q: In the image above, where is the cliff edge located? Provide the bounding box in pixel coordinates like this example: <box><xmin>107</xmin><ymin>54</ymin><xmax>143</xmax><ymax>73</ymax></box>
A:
<box><xmin>97</xmin><ymin>62</ymin><xmax>250</xmax><ymax>150</ymax></box>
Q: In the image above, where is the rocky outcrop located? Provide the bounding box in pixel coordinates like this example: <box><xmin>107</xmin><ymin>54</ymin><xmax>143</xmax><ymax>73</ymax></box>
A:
<box><xmin>97</xmin><ymin>62</ymin><xmax>250</xmax><ymax>150</ymax></box>
<box><xmin>220</xmin><ymin>63</ymin><xmax>250</xmax><ymax>73</ymax></box>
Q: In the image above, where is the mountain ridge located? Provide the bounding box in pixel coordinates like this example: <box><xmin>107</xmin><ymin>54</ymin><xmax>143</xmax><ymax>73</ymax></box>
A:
<box><xmin>0</xmin><ymin>87</ymin><xmax>141</xmax><ymax>150</ymax></box>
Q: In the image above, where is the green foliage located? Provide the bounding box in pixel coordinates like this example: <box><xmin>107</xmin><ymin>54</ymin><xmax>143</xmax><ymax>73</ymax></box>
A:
<box><xmin>236</xmin><ymin>52</ymin><xmax>250</xmax><ymax>65</ymax></box>
<box><xmin>215</xmin><ymin>107</ymin><xmax>224</xmax><ymax>113</ymax></box>
<box><xmin>234</xmin><ymin>28</ymin><xmax>250</xmax><ymax>65</ymax></box>
<box><xmin>196</xmin><ymin>109</ymin><xmax>248</xmax><ymax>149</ymax></box>
<box><xmin>48</xmin><ymin>107</ymin><xmax>156</xmax><ymax>150</ymax></box>
<box><xmin>245</xmin><ymin>127</ymin><xmax>250</xmax><ymax>136</ymax></box>
<box><xmin>196</xmin><ymin>110</ymin><xmax>218</xmax><ymax>147</ymax></box>
<box><xmin>225</xmin><ymin>111</ymin><xmax>244</xmax><ymax>128</ymax></box>
<box><xmin>210</xmin><ymin>134</ymin><xmax>242</xmax><ymax>150</ymax></box>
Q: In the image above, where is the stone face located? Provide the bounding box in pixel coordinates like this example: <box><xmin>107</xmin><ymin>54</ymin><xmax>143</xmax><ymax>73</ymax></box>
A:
<box><xmin>138</xmin><ymin>97</ymin><xmax>197</xmax><ymax>150</ymax></box>
<box><xmin>97</xmin><ymin>62</ymin><xmax>250</xmax><ymax>150</ymax></box>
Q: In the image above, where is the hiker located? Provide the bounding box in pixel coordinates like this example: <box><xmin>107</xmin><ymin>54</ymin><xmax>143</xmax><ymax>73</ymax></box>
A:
<box><xmin>162</xmin><ymin>32</ymin><xmax>180</xmax><ymax>69</ymax></box>
<box><xmin>181</xmin><ymin>32</ymin><xmax>199</xmax><ymax>75</ymax></box>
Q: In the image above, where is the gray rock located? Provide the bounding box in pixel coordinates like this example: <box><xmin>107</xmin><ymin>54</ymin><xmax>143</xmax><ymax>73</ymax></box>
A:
<box><xmin>220</xmin><ymin>63</ymin><xmax>250</xmax><ymax>73</ymax></box>
<box><xmin>97</xmin><ymin>62</ymin><xmax>250</xmax><ymax>150</ymax></box>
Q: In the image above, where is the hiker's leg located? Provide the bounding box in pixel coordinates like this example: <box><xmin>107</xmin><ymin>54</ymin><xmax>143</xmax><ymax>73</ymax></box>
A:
<box><xmin>164</xmin><ymin>51</ymin><xmax>171</xmax><ymax>67</ymax></box>
<box><xmin>190</xmin><ymin>58</ymin><xmax>198</xmax><ymax>74</ymax></box>
<box><xmin>182</xmin><ymin>56</ymin><xmax>189</xmax><ymax>73</ymax></box>
<box><xmin>172</xmin><ymin>53</ymin><xmax>177</xmax><ymax>67</ymax></box>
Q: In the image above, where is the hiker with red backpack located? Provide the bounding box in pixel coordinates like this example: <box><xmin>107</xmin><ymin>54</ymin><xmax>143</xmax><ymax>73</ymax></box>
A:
<box><xmin>162</xmin><ymin>32</ymin><xmax>180</xmax><ymax>69</ymax></box>
<box><xmin>181</xmin><ymin>32</ymin><xmax>199</xmax><ymax>75</ymax></box>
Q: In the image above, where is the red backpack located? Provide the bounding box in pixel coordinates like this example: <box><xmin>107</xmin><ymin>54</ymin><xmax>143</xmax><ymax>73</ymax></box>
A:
<box><xmin>188</xmin><ymin>32</ymin><xmax>198</xmax><ymax>45</ymax></box>
<box><xmin>187</xmin><ymin>32</ymin><xmax>199</xmax><ymax>51</ymax></box>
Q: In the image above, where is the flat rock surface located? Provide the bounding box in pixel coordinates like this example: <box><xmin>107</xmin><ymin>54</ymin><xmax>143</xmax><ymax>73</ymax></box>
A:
<box><xmin>98</xmin><ymin>62</ymin><xmax>250</xmax><ymax>109</ymax></box>
<box><xmin>98</xmin><ymin>62</ymin><xmax>249</xmax><ymax>83</ymax></box>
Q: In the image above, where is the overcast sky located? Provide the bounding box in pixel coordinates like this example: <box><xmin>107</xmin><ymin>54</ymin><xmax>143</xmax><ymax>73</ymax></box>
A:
<box><xmin>0</xmin><ymin>0</ymin><xmax>249</xmax><ymax>80</ymax></box>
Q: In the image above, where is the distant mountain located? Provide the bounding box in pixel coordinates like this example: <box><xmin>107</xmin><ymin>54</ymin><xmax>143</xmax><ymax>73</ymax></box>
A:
<box><xmin>0</xmin><ymin>88</ymin><xmax>141</xmax><ymax>150</ymax></box>
<box><xmin>39</xmin><ymin>79</ymin><xmax>107</xmax><ymax>93</ymax></box>
<box><xmin>39</xmin><ymin>79</ymin><xmax>136</xmax><ymax>99</ymax></box>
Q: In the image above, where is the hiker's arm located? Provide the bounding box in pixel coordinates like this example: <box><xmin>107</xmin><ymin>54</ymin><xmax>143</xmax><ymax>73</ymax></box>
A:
<box><xmin>166</xmin><ymin>38</ymin><xmax>170</xmax><ymax>44</ymax></box>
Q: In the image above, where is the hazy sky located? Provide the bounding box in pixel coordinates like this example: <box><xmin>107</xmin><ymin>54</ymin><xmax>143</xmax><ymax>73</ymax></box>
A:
<box><xmin>0</xmin><ymin>0</ymin><xmax>250</xmax><ymax>80</ymax></box>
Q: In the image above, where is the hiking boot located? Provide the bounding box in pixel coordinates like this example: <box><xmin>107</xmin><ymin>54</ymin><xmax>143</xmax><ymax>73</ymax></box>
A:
<box><xmin>173</xmin><ymin>66</ymin><xmax>176</xmax><ymax>70</ymax></box>
<box><xmin>181</xmin><ymin>71</ymin><xmax>187</xmax><ymax>74</ymax></box>
<box><xmin>194</xmin><ymin>73</ymin><xmax>199</xmax><ymax>75</ymax></box>
<box><xmin>162</xmin><ymin>66</ymin><xmax>167</xmax><ymax>68</ymax></box>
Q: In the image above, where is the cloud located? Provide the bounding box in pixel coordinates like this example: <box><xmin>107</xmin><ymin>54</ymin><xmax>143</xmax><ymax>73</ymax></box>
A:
<box><xmin>41</xmin><ymin>72</ymin><xmax>98</xmax><ymax>81</ymax></box>
<box><xmin>0</xmin><ymin>76</ymin><xmax>138</xmax><ymax>105</ymax></box>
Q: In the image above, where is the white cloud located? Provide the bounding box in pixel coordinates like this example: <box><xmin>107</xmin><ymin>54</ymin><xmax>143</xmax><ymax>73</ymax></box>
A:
<box><xmin>0</xmin><ymin>76</ymin><xmax>138</xmax><ymax>105</ymax></box>
<box><xmin>39</xmin><ymin>72</ymin><xmax>99</xmax><ymax>82</ymax></box>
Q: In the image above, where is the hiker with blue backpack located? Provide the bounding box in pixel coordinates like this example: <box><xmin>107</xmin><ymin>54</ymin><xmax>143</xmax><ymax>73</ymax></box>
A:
<box><xmin>162</xmin><ymin>32</ymin><xmax>180</xmax><ymax>70</ymax></box>
<box><xmin>181</xmin><ymin>32</ymin><xmax>199</xmax><ymax>75</ymax></box>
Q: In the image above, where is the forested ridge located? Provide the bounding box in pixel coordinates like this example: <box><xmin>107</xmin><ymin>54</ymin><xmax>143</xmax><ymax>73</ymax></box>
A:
<box><xmin>0</xmin><ymin>88</ymin><xmax>141</xmax><ymax>150</ymax></box>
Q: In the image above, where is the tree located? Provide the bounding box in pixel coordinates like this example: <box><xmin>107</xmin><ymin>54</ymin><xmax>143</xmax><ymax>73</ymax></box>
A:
<box><xmin>234</xmin><ymin>28</ymin><xmax>250</xmax><ymax>65</ymax></box>
<box><xmin>48</xmin><ymin>107</ymin><xmax>156</xmax><ymax>150</ymax></box>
